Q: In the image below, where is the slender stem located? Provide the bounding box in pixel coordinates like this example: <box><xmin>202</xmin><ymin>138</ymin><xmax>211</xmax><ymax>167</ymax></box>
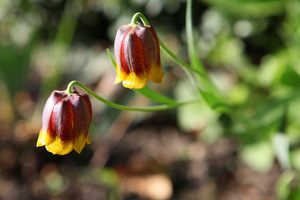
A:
<box><xmin>131</xmin><ymin>12</ymin><xmax>150</xmax><ymax>26</ymax></box>
<box><xmin>66</xmin><ymin>80</ymin><xmax>75</xmax><ymax>95</ymax></box>
<box><xmin>107</xmin><ymin>48</ymin><xmax>116</xmax><ymax>68</ymax></box>
<box><xmin>186</xmin><ymin>0</ymin><xmax>195</xmax><ymax>68</ymax></box>
<box><xmin>66</xmin><ymin>81</ymin><xmax>199</xmax><ymax>111</ymax></box>
<box><xmin>186</xmin><ymin>0</ymin><xmax>205</xmax><ymax>72</ymax></box>
<box><xmin>185</xmin><ymin>0</ymin><xmax>223</xmax><ymax>98</ymax></box>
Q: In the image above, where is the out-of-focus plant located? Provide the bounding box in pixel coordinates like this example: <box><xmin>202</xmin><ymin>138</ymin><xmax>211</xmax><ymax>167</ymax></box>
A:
<box><xmin>26</xmin><ymin>0</ymin><xmax>300</xmax><ymax>198</ymax></box>
<box><xmin>194</xmin><ymin>0</ymin><xmax>300</xmax><ymax>198</ymax></box>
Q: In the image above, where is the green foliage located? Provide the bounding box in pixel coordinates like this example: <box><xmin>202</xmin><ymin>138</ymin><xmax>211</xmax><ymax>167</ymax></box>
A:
<box><xmin>276</xmin><ymin>171</ymin><xmax>295</xmax><ymax>199</ymax></box>
<box><xmin>0</xmin><ymin>36</ymin><xmax>35</xmax><ymax>100</ymax></box>
<box><xmin>240</xmin><ymin>140</ymin><xmax>274</xmax><ymax>172</ymax></box>
<box><xmin>200</xmin><ymin>0</ymin><xmax>284</xmax><ymax>17</ymax></box>
<box><xmin>134</xmin><ymin>86</ymin><xmax>178</xmax><ymax>105</ymax></box>
<box><xmin>2</xmin><ymin>0</ymin><xmax>300</xmax><ymax>199</ymax></box>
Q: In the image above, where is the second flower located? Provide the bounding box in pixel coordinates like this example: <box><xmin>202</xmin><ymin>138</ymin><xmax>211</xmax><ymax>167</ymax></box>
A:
<box><xmin>114</xmin><ymin>22</ymin><xmax>164</xmax><ymax>89</ymax></box>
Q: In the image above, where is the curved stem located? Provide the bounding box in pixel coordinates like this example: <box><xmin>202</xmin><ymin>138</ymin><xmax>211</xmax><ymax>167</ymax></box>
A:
<box><xmin>66</xmin><ymin>81</ymin><xmax>199</xmax><ymax>112</ymax></box>
<box><xmin>107</xmin><ymin>48</ymin><xmax>116</xmax><ymax>68</ymax></box>
<box><xmin>131</xmin><ymin>12</ymin><xmax>150</xmax><ymax>26</ymax></box>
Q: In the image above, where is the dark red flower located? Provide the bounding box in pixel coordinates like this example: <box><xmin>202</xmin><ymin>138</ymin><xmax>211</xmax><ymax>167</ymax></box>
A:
<box><xmin>114</xmin><ymin>23</ymin><xmax>163</xmax><ymax>89</ymax></box>
<box><xmin>36</xmin><ymin>89</ymin><xmax>92</xmax><ymax>155</ymax></box>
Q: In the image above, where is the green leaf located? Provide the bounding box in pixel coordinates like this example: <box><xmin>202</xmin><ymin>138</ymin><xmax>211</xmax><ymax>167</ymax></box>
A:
<box><xmin>240</xmin><ymin>140</ymin><xmax>274</xmax><ymax>172</ymax></box>
<box><xmin>272</xmin><ymin>133</ymin><xmax>291</xmax><ymax>170</ymax></box>
<box><xmin>186</xmin><ymin>0</ymin><xmax>203</xmax><ymax>71</ymax></box>
<box><xmin>107</xmin><ymin>48</ymin><xmax>116</xmax><ymax>68</ymax></box>
<box><xmin>186</xmin><ymin>0</ymin><xmax>209</xmax><ymax>78</ymax></box>
<box><xmin>276</xmin><ymin>171</ymin><xmax>295</xmax><ymax>200</ymax></box>
<box><xmin>134</xmin><ymin>86</ymin><xmax>178</xmax><ymax>105</ymax></box>
<box><xmin>289</xmin><ymin>188</ymin><xmax>300</xmax><ymax>200</ymax></box>
<box><xmin>0</xmin><ymin>35</ymin><xmax>36</xmax><ymax>99</ymax></box>
<box><xmin>186</xmin><ymin>0</ymin><xmax>224</xmax><ymax>107</ymax></box>
<box><xmin>198</xmin><ymin>89</ymin><xmax>229</xmax><ymax>112</ymax></box>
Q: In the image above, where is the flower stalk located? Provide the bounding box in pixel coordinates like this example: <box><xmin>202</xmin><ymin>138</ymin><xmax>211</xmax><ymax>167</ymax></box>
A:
<box><xmin>130</xmin><ymin>12</ymin><xmax>150</xmax><ymax>26</ymax></box>
<box><xmin>67</xmin><ymin>81</ymin><xmax>199</xmax><ymax>112</ymax></box>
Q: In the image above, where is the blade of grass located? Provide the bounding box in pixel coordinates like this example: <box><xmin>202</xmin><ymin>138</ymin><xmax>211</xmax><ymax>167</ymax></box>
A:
<box><xmin>186</xmin><ymin>0</ymin><xmax>204</xmax><ymax>72</ymax></box>
<box><xmin>186</xmin><ymin>0</ymin><xmax>224</xmax><ymax>106</ymax></box>
<box><xmin>134</xmin><ymin>86</ymin><xmax>178</xmax><ymax>105</ymax></box>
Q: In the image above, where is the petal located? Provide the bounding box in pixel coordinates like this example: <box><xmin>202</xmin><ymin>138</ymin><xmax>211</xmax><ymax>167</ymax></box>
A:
<box><xmin>122</xmin><ymin>72</ymin><xmax>148</xmax><ymax>89</ymax></box>
<box><xmin>137</xmin><ymin>26</ymin><xmax>163</xmax><ymax>84</ymax></box>
<box><xmin>73</xmin><ymin>132</ymin><xmax>88</xmax><ymax>154</ymax></box>
<box><xmin>51</xmin><ymin>99</ymin><xmax>74</xmax><ymax>143</ymax></box>
<box><xmin>46</xmin><ymin>100</ymin><xmax>75</xmax><ymax>155</ymax></box>
<box><xmin>36</xmin><ymin>129</ymin><xmax>54</xmax><ymax>147</ymax></box>
<box><xmin>71</xmin><ymin>94</ymin><xmax>92</xmax><ymax>154</ymax></box>
<box><xmin>87</xmin><ymin>137</ymin><xmax>92</xmax><ymax>144</ymax></box>
<box><xmin>114</xmin><ymin>62</ymin><xmax>128</xmax><ymax>84</ymax></box>
<box><xmin>125</xmin><ymin>27</ymin><xmax>147</xmax><ymax>77</ymax></box>
<box><xmin>149</xmin><ymin>65</ymin><xmax>164</xmax><ymax>84</ymax></box>
<box><xmin>114</xmin><ymin>25</ymin><xmax>132</xmax><ymax>75</ymax></box>
<box><xmin>40</xmin><ymin>90</ymin><xmax>65</xmax><ymax>140</ymax></box>
<box><xmin>45</xmin><ymin>136</ymin><xmax>74</xmax><ymax>155</ymax></box>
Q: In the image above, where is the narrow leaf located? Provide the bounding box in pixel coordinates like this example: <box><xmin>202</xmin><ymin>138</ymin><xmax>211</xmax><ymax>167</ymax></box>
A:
<box><xmin>276</xmin><ymin>171</ymin><xmax>295</xmax><ymax>200</ymax></box>
<box><xmin>134</xmin><ymin>87</ymin><xmax>178</xmax><ymax>105</ymax></box>
<box><xmin>107</xmin><ymin>48</ymin><xmax>116</xmax><ymax>68</ymax></box>
<box><xmin>198</xmin><ymin>89</ymin><xmax>229</xmax><ymax>112</ymax></box>
<box><xmin>272</xmin><ymin>133</ymin><xmax>291</xmax><ymax>169</ymax></box>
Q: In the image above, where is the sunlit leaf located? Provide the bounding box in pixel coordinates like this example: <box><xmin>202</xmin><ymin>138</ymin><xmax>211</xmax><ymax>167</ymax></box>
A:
<box><xmin>240</xmin><ymin>141</ymin><xmax>274</xmax><ymax>172</ymax></box>
<box><xmin>289</xmin><ymin>188</ymin><xmax>300</xmax><ymax>200</ymax></box>
<box><xmin>276</xmin><ymin>171</ymin><xmax>295</xmax><ymax>200</ymax></box>
<box><xmin>198</xmin><ymin>89</ymin><xmax>229</xmax><ymax>113</ymax></box>
<box><xmin>272</xmin><ymin>133</ymin><xmax>291</xmax><ymax>170</ymax></box>
<box><xmin>134</xmin><ymin>87</ymin><xmax>178</xmax><ymax>105</ymax></box>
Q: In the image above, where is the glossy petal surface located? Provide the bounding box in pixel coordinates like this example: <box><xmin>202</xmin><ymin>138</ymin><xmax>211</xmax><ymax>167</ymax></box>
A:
<box><xmin>114</xmin><ymin>24</ymin><xmax>163</xmax><ymax>89</ymax></box>
<box><xmin>36</xmin><ymin>90</ymin><xmax>92</xmax><ymax>155</ymax></box>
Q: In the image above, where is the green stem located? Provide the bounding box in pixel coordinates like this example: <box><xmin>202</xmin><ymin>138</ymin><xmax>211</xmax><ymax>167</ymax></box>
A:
<box><xmin>185</xmin><ymin>0</ymin><xmax>223</xmax><ymax>98</ymax></box>
<box><xmin>131</xmin><ymin>12</ymin><xmax>150</xmax><ymax>26</ymax></box>
<box><xmin>66</xmin><ymin>80</ymin><xmax>198</xmax><ymax>111</ymax></box>
<box><xmin>186</xmin><ymin>0</ymin><xmax>195</xmax><ymax>68</ymax></box>
<box><xmin>107</xmin><ymin>48</ymin><xmax>116</xmax><ymax>68</ymax></box>
<box><xmin>186</xmin><ymin>0</ymin><xmax>205</xmax><ymax>72</ymax></box>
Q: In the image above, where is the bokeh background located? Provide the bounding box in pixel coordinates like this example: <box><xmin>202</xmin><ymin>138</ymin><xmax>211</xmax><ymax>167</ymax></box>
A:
<box><xmin>1</xmin><ymin>0</ymin><xmax>300</xmax><ymax>199</ymax></box>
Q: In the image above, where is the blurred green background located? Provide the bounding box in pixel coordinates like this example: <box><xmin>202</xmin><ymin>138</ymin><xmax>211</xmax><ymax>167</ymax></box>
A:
<box><xmin>1</xmin><ymin>0</ymin><xmax>300</xmax><ymax>199</ymax></box>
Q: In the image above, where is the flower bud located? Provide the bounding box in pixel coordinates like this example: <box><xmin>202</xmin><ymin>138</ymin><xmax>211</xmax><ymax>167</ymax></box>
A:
<box><xmin>36</xmin><ymin>89</ymin><xmax>92</xmax><ymax>155</ymax></box>
<box><xmin>114</xmin><ymin>23</ymin><xmax>164</xmax><ymax>89</ymax></box>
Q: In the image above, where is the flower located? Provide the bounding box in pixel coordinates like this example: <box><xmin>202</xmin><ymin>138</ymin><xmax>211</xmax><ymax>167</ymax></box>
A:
<box><xmin>36</xmin><ymin>89</ymin><xmax>92</xmax><ymax>155</ymax></box>
<box><xmin>114</xmin><ymin>23</ymin><xmax>164</xmax><ymax>89</ymax></box>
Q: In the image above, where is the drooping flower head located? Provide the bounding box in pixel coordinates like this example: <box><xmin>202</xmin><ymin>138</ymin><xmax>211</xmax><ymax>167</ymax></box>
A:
<box><xmin>114</xmin><ymin>22</ymin><xmax>164</xmax><ymax>89</ymax></box>
<box><xmin>36</xmin><ymin>89</ymin><xmax>92</xmax><ymax>155</ymax></box>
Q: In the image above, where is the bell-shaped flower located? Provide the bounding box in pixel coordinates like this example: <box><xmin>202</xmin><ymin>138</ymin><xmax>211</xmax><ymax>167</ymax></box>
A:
<box><xmin>114</xmin><ymin>23</ymin><xmax>164</xmax><ymax>89</ymax></box>
<box><xmin>36</xmin><ymin>89</ymin><xmax>92</xmax><ymax>155</ymax></box>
